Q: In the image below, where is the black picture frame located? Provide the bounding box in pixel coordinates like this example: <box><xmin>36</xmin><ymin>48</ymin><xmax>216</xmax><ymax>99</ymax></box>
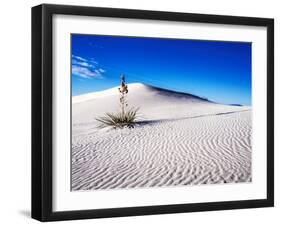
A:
<box><xmin>32</xmin><ymin>4</ymin><xmax>274</xmax><ymax>222</ymax></box>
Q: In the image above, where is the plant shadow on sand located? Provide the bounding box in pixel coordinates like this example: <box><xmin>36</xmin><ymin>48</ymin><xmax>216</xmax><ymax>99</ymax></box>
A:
<box><xmin>134</xmin><ymin>109</ymin><xmax>250</xmax><ymax>127</ymax></box>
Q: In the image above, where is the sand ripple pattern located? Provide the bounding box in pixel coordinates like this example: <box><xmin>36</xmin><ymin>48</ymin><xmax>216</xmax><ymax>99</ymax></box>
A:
<box><xmin>72</xmin><ymin>110</ymin><xmax>251</xmax><ymax>191</ymax></box>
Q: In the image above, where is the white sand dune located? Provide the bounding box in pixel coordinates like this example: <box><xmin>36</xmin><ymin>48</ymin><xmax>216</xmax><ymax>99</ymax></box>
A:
<box><xmin>72</xmin><ymin>83</ymin><xmax>251</xmax><ymax>191</ymax></box>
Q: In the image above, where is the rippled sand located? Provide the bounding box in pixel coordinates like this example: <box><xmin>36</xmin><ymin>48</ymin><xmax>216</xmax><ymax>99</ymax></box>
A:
<box><xmin>72</xmin><ymin>83</ymin><xmax>251</xmax><ymax>191</ymax></box>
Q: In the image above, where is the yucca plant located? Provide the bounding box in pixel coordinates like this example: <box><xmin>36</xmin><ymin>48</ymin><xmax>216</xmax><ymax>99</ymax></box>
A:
<box><xmin>96</xmin><ymin>74</ymin><xmax>141</xmax><ymax>129</ymax></box>
<box><xmin>96</xmin><ymin>107</ymin><xmax>140</xmax><ymax>129</ymax></box>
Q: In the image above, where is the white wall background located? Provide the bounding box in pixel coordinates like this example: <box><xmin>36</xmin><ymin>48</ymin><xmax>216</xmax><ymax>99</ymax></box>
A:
<box><xmin>0</xmin><ymin>0</ymin><xmax>279</xmax><ymax>225</ymax></box>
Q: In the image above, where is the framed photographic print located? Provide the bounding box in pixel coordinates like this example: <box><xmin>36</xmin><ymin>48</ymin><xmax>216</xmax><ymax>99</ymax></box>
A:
<box><xmin>32</xmin><ymin>4</ymin><xmax>274</xmax><ymax>221</ymax></box>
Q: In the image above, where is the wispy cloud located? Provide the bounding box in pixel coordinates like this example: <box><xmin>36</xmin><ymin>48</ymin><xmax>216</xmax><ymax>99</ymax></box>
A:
<box><xmin>98</xmin><ymin>68</ymin><xmax>105</xmax><ymax>73</ymax></box>
<box><xmin>72</xmin><ymin>55</ymin><xmax>87</xmax><ymax>62</ymax></box>
<box><xmin>72</xmin><ymin>55</ymin><xmax>105</xmax><ymax>79</ymax></box>
<box><xmin>72</xmin><ymin>65</ymin><xmax>101</xmax><ymax>78</ymax></box>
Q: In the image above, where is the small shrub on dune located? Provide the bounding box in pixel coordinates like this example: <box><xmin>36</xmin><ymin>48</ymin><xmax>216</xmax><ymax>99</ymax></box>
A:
<box><xmin>96</xmin><ymin>74</ymin><xmax>141</xmax><ymax>129</ymax></box>
<box><xmin>96</xmin><ymin>107</ymin><xmax>139</xmax><ymax>129</ymax></box>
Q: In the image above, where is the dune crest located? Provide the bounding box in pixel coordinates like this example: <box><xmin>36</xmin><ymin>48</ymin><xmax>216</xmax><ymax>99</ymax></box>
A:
<box><xmin>73</xmin><ymin>83</ymin><xmax>209</xmax><ymax>104</ymax></box>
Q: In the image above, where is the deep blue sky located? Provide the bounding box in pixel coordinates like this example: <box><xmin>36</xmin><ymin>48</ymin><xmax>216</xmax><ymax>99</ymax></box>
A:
<box><xmin>72</xmin><ymin>34</ymin><xmax>252</xmax><ymax>105</ymax></box>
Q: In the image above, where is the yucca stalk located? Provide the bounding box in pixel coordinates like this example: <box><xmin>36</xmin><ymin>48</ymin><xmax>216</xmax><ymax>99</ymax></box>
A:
<box><xmin>118</xmin><ymin>74</ymin><xmax>128</xmax><ymax>118</ymax></box>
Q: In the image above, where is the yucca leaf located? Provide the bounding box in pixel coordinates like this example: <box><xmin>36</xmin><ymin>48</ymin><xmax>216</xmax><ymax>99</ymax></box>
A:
<box><xmin>96</xmin><ymin>107</ymin><xmax>140</xmax><ymax>129</ymax></box>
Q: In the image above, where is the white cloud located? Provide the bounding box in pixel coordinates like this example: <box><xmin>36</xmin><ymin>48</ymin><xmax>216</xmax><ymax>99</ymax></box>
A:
<box><xmin>74</xmin><ymin>60</ymin><xmax>91</xmax><ymax>67</ymax></box>
<box><xmin>72</xmin><ymin>55</ymin><xmax>87</xmax><ymax>62</ymax></box>
<box><xmin>72</xmin><ymin>65</ymin><xmax>102</xmax><ymax>79</ymax></box>
<box><xmin>72</xmin><ymin>55</ymin><xmax>105</xmax><ymax>79</ymax></box>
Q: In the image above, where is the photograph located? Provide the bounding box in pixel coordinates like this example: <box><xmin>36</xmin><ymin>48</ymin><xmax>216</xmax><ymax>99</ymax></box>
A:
<box><xmin>71</xmin><ymin>34</ymin><xmax>252</xmax><ymax>191</ymax></box>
